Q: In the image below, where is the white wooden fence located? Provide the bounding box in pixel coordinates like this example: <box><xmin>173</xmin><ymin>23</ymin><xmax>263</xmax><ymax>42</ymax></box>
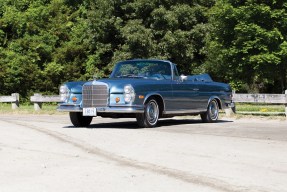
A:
<box><xmin>30</xmin><ymin>93</ymin><xmax>61</xmax><ymax>110</ymax></box>
<box><xmin>0</xmin><ymin>93</ymin><xmax>20</xmax><ymax>109</ymax></box>
<box><xmin>231</xmin><ymin>90</ymin><xmax>287</xmax><ymax>116</ymax></box>
<box><xmin>0</xmin><ymin>93</ymin><xmax>61</xmax><ymax>110</ymax></box>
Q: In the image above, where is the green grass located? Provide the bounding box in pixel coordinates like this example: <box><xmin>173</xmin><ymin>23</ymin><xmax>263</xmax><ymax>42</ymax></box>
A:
<box><xmin>235</xmin><ymin>103</ymin><xmax>285</xmax><ymax>113</ymax></box>
<box><xmin>0</xmin><ymin>103</ymin><xmax>66</xmax><ymax>115</ymax></box>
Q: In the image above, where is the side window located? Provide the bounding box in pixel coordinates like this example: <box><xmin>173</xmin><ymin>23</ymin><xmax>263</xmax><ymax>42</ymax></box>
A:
<box><xmin>173</xmin><ymin>65</ymin><xmax>179</xmax><ymax>80</ymax></box>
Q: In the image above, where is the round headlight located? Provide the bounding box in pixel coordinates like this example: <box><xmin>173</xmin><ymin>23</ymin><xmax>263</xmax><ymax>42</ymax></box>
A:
<box><xmin>124</xmin><ymin>86</ymin><xmax>132</xmax><ymax>94</ymax></box>
<box><xmin>60</xmin><ymin>85</ymin><xmax>68</xmax><ymax>94</ymax></box>
<box><xmin>59</xmin><ymin>84</ymin><xmax>70</xmax><ymax>102</ymax></box>
<box><xmin>124</xmin><ymin>85</ymin><xmax>135</xmax><ymax>103</ymax></box>
<box><xmin>124</xmin><ymin>94</ymin><xmax>133</xmax><ymax>103</ymax></box>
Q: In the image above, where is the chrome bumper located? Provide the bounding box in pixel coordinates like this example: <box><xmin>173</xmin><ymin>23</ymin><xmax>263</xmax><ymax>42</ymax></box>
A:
<box><xmin>57</xmin><ymin>104</ymin><xmax>144</xmax><ymax>113</ymax></box>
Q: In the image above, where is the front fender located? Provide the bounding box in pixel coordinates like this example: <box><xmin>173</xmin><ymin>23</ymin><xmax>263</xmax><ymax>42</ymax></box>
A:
<box><xmin>65</xmin><ymin>81</ymin><xmax>86</xmax><ymax>93</ymax></box>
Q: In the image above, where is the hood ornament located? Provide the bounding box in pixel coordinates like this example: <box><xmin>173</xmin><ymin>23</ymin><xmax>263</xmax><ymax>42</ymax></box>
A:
<box><xmin>92</xmin><ymin>75</ymin><xmax>98</xmax><ymax>85</ymax></box>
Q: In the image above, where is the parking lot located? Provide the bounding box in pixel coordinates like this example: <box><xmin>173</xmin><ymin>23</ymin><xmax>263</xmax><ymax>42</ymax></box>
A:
<box><xmin>0</xmin><ymin>114</ymin><xmax>287</xmax><ymax>192</ymax></box>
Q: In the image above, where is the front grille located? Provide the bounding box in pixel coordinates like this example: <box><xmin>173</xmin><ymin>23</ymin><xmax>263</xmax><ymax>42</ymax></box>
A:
<box><xmin>82</xmin><ymin>84</ymin><xmax>109</xmax><ymax>108</ymax></box>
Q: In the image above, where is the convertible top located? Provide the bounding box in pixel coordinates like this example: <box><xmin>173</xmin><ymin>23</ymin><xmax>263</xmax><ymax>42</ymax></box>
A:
<box><xmin>187</xmin><ymin>74</ymin><xmax>213</xmax><ymax>82</ymax></box>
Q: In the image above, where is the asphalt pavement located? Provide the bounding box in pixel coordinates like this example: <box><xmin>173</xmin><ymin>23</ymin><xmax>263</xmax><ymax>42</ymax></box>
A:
<box><xmin>0</xmin><ymin>114</ymin><xmax>286</xmax><ymax>192</ymax></box>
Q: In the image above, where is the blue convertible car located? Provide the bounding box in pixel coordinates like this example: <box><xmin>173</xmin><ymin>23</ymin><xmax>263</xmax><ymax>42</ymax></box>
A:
<box><xmin>58</xmin><ymin>59</ymin><xmax>234</xmax><ymax>128</ymax></box>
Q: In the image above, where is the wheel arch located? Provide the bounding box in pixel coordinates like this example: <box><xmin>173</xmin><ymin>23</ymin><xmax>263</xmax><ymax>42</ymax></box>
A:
<box><xmin>143</xmin><ymin>93</ymin><xmax>165</xmax><ymax>117</ymax></box>
<box><xmin>207</xmin><ymin>96</ymin><xmax>222</xmax><ymax>109</ymax></box>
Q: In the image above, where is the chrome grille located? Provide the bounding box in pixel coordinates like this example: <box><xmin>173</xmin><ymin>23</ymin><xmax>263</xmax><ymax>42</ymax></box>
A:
<box><xmin>82</xmin><ymin>84</ymin><xmax>109</xmax><ymax>108</ymax></box>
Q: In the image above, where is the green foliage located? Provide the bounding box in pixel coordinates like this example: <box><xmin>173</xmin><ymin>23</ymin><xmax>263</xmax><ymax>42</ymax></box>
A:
<box><xmin>0</xmin><ymin>0</ymin><xmax>89</xmax><ymax>98</ymax></box>
<box><xmin>0</xmin><ymin>0</ymin><xmax>286</xmax><ymax>99</ymax></box>
<box><xmin>206</xmin><ymin>0</ymin><xmax>287</xmax><ymax>93</ymax></box>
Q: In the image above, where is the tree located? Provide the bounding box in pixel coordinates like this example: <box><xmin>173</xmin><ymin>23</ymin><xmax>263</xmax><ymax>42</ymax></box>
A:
<box><xmin>0</xmin><ymin>0</ymin><xmax>90</xmax><ymax>97</ymax></box>
<box><xmin>0</xmin><ymin>0</ymin><xmax>215</xmax><ymax>98</ymax></box>
<box><xmin>86</xmin><ymin>0</ymin><xmax>214</xmax><ymax>75</ymax></box>
<box><xmin>205</xmin><ymin>0</ymin><xmax>287</xmax><ymax>93</ymax></box>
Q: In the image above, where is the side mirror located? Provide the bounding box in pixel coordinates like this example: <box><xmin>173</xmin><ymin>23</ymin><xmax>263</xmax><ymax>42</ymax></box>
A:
<box><xmin>180</xmin><ymin>75</ymin><xmax>188</xmax><ymax>82</ymax></box>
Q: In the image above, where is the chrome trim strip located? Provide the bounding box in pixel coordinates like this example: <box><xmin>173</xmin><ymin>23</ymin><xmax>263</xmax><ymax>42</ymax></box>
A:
<box><xmin>57</xmin><ymin>104</ymin><xmax>144</xmax><ymax>113</ymax></box>
<box><xmin>163</xmin><ymin>109</ymin><xmax>205</xmax><ymax>115</ymax></box>
<box><xmin>96</xmin><ymin>107</ymin><xmax>144</xmax><ymax>113</ymax></box>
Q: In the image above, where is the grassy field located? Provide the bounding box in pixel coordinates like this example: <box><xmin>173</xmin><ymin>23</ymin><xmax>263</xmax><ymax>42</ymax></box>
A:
<box><xmin>0</xmin><ymin>103</ymin><xmax>66</xmax><ymax>115</ymax></box>
<box><xmin>235</xmin><ymin>103</ymin><xmax>285</xmax><ymax>113</ymax></box>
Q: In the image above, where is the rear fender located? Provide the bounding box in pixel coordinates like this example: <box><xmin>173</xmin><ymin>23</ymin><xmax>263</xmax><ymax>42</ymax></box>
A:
<box><xmin>207</xmin><ymin>96</ymin><xmax>222</xmax><ymax>109</ymax></box>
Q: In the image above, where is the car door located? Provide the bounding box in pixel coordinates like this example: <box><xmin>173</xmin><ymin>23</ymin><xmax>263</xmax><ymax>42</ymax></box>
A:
<box><xmin>168</xmin><ymin>65</ymin><xmax>201</xmax><ymax>112</ymax></box>
<box><xmin>171</xmin><ymin>80</ymin><xmax>200</xmax><ymax>111</ymax></box>
<box><xmin>192</xmin><ymin>81</ymin><xmax>211</xmax><ymax>111</ymax></box>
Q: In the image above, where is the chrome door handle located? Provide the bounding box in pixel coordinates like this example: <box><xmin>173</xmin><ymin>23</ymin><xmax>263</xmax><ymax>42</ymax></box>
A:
<box><xmin>193</xmin><ymin>88</ymin><xmax>199</xmax><ymax>91</ymax></box>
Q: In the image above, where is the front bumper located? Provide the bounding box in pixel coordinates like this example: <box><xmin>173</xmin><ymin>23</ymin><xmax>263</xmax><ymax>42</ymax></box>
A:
<box><xmin>57</xmin><ymin>104</ymin><xmax>144</xmax><ymax>113</ymax></box>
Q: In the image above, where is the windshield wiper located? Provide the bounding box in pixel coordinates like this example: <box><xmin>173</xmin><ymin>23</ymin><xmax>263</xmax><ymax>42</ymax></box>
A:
<box><xmin>116</xmin><ymin>74</ymin><xmax>144</xmax><ymax>79</ymax></box>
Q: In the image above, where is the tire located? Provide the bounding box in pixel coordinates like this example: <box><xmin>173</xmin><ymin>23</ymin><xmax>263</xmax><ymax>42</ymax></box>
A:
<box><xmin>136</xmin><ymin>98</ymin><xmax>160</xmax><ymax>128</ymax></box>
<box><xmin>69</xmin><ymin>112</ymin><xmax>93</xmax><ymax>127</ymax></box>
<box><xmin>201</xmin><ymin>99</ymin><xmax>219</xmax><ymax>123</ymax></box>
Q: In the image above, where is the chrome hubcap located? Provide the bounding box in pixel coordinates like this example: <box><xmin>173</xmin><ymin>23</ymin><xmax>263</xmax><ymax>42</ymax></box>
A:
<box><xmin>209</xmin><ymin>100</ymin><xmax>219</xmax><ymax>120</ymax></box>
<box><xmin>146</xmin><ymin>100</ymin><xmax>159</xmax><ymax>125</ymax></box>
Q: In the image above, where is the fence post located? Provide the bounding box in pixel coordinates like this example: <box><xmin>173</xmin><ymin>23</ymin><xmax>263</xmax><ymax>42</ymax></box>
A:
<box><xmin>33</xmin><ymin>93</ymin><xmax>42</xmax><ymax>111</ymax></box>
<box><xmin>11</xmin><ymin>93</ymin><xmax>19</xmax><ymax>109</ymax></box>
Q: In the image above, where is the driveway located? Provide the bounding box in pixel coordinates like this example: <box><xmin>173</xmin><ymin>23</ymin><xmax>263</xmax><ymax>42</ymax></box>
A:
<box><xmin>0</xmin><ymin>115</ymin><xmax>286</xmax><ymax>192</ymax></box>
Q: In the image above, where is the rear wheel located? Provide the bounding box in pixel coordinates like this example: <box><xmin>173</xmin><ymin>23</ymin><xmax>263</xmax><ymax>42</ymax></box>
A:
<box><xmin>69</xmin><ymin>112</ymin><xmax>93</xmax><ymax>127</ymax></box>
<box><xmin>201</xmin><ymin>99</ymin><xmax>219</xmax><ymax>123</ymax></box>
<box><xmin>136</xmin><ymin>98</ymin><xmax>159</xmax><ymax>128</ymax></box>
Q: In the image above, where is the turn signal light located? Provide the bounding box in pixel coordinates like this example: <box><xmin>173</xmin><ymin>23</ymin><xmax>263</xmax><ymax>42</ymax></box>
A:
<box><xmin>115</xmin><ymin>97</ymin><xmax>120</xmax><ymax>103</ymax></box>
<box><xmin>72</xmin><ymin>97</ymin><xmax>77</xmax><ymax>102</ymax></box>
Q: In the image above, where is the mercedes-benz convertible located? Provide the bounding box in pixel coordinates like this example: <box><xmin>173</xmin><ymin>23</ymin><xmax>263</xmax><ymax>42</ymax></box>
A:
<box><xmin>57</xmin><ymin>59</ymin><xmax>234</xmax><ymax>128</ymax></box>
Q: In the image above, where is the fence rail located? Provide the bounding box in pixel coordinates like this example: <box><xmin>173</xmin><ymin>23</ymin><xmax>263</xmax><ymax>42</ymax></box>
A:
<box><xmin>233</xmin><ymin>94</ymin><xmax>287</xmax><ymax>104</ymax></box>
<box><xmin>231</xmin><ymin>90</ymin><xmax>287</xmax><ymax>117</ymax></box>
<box><xmin>0</xmin><ymin>93</ymin><xmax>20</xmax><ymax>109</ymax></box>
<box><xmin>30</xmin><ymin>93</ymin><xmax>61</xmax><ymax>110</ymax></box>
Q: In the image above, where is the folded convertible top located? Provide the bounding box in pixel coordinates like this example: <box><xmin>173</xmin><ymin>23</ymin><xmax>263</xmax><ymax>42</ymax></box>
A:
<box><xmin>187</xmin><ymin>74</ymin><xmax>213</xmax><ymax>82</ymax></box>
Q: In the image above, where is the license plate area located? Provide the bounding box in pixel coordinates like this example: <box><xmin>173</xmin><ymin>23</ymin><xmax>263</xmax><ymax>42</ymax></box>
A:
<box><xmin>83</xmin><ymin>108</ymin><xmax>97</xmax><ymax>116</ymax></box>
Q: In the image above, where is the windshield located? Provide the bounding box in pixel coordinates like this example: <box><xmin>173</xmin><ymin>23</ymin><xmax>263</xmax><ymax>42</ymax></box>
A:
<box><xmin>110</xmin><ymin>61</ymin><xmax>172</xmax><ymax>80</ymax></box>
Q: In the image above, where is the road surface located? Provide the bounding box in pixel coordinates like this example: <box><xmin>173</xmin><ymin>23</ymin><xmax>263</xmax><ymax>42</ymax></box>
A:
<box><xmin>0</xmin><ymin>114</ymin><xmax>286</xmax><ymax>192</ymax></box>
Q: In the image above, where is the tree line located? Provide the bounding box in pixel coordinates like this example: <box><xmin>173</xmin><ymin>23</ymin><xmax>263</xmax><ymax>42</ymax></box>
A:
<box><xmin>0</xmin><ymin>0</ymin><xmax>286</xmax><ymax>100</ymax></box>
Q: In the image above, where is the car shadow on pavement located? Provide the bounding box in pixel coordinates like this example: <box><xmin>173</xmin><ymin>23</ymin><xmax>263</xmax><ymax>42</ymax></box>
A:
<box><xmin>63</xmin><ymin>121</ymin><xmax>139</xmax><ymax>129</ymax></box>
<box><xmin>63</xmin><ymin>119</ymin><xmax>233</xmax><ymax>129</ymax></box>
<box><xmin>158</xmin><ymin>119</ymin><xmax>232</xmax><ymax>128</ymax></box>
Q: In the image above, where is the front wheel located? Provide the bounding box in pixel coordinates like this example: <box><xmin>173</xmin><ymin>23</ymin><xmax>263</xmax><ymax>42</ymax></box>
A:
<box><xmin>136</xmin><ymin>98</ymin><xmax>160</xmax><ymax>128</ymax></box>
<box><xmin>69</xmin><ymin>112</ymin><xmax>93</xmax><ymax>127</ymax></box>
<box><xmin>201</xmin><ymin>99</ymin><xmax>219</xmax><ymax>123</ymax></box>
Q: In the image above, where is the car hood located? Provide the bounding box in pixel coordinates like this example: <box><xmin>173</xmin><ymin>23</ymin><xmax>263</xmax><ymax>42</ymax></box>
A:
<box><xmin>84</xmin><ymin>78</ymin><xmax>169</xmax><ymax>93</ymax></box>
<box><xmin>65</xmin><ymin>81</ymin><xmax>86</xmax><ymax>93</ymax></box>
